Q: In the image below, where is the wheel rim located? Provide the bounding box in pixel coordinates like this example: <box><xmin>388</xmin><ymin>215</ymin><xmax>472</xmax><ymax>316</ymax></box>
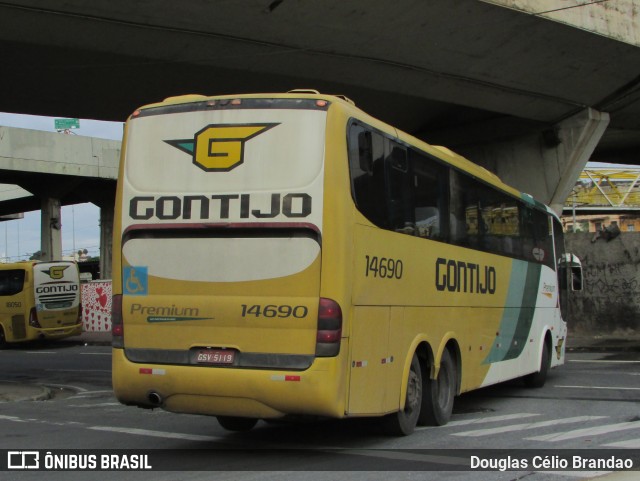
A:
<box><xmin>436</xmin><ymin>363</ymin><xmax>452</xmax><ymax>409</ymax></box>
<box><xmin>405</xmin><ymin>364</ymin><xmax>422</xmax><ymax>414</ymax></box>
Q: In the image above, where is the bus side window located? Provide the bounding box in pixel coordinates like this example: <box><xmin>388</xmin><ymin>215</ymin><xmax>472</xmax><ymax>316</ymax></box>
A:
<box><xmin>348</xmin><ymin>124</ymin><xmax>388</xmax><ymax>229</ymax></box>
<box><xmin>0</xmin><ymin>270</ymin><xmax>25</xmax><ymax>296</ymax></box>
<box><xmin>411</xmin><ymin>150</ymin><xmax>447</xmax><ymax>241</ymax></box>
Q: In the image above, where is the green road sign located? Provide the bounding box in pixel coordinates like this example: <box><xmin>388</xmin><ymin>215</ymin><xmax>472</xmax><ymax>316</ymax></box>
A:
<box><xmin>54</xmin><ymin>118</ymin><xmax>80</xmax><ymax>130</ymax></box>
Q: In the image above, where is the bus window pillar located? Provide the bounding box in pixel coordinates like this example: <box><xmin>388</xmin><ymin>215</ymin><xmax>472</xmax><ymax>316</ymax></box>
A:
<box><xmin>40</xmin><ymin>197</ymin><xmax>63</xmax><ymax>261</ymax></box>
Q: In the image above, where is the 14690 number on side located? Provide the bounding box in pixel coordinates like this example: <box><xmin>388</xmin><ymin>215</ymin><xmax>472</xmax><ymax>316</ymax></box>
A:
<box><xmin>365</xmin><ymin>255</ymin><xmax>403</xmax><ymax>279</ymax></box>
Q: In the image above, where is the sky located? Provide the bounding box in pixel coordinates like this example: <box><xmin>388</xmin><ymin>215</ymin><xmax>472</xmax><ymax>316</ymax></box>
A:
<box><xmin>0</xmin><ymin>112</ymin><xmax>124</xmax><ymax>262</ymax></box>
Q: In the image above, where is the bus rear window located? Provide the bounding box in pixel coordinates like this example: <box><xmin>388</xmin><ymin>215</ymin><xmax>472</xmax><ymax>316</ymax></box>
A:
<box><xmin>0</xmin><ymin>269</ymin><xmax>25</xmax><ymax>296</ymax></box>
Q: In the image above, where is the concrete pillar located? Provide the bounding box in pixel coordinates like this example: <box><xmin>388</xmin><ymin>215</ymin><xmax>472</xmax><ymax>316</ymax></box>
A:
<box><xmin>99</xmin><ymin>206</ymin><xmax>113</xmax><ymax>280</ymax></box>
<box><xmin>546</xmin><ymin>108</ymin><xmax>610</xmax><ymax>214</ymax></box>
<box><xmin>40</xmin><ymin>197</ymin><xmax>62</xmax><ymax>260</ymax></box>
<box><xmin>460</xmin><ymin>108</ymin><xmax>609</xmax><ymax>215</ymax></box>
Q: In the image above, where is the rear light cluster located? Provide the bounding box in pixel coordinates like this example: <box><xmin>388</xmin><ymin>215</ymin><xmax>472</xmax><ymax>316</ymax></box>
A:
<box><xmin>28</xmin><ymin>307</ymin><xmax>41</xmax><ymax>328</ymax></box>
<box><xmin>112</xmin><ymin>294</ymin><xmax>124</xmax><ymax>348</ymax></box>
<box><xmin>315</xmin><ymin>298</ymin><xmax>342</xmax><ymax>357</ymax></box>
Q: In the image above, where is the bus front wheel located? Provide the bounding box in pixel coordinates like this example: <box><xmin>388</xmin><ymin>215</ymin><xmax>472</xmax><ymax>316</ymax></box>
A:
<box><xmin>217</xmin><ymin>416</ymin><xmax>258</xmax><ymax>432</ymax></box>
<box><xmin>523</xmin><ymin>341</ymin><xmax>550</xmax><ymax>388</ymax></box>
<box><xmin>382</xmin><ymin>353</ymin><xmax>422</xmax><ymax>436</ymax></box>
<box><xmin>419</xmin><ymin>349</ymin><xmax>455</xmax><ymax>426</ymax></box>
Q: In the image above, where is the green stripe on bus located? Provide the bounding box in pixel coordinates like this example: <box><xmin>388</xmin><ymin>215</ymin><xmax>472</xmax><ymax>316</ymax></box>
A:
<box><xmin>483</xmin><ymin>261</ymin><xmax>541</xmax><ymax>364</ymax></box>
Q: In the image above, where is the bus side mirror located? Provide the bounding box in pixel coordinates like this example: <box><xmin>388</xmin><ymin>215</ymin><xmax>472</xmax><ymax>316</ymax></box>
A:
<box><xmin>571</xmin><ymin>265</ymin><xmax>583</xmax><ymax>291</ymax></box>
<box><xmin>562</xmin><ymin>253</ymin><xmax>583</xmax><ymax>292</ymax></box>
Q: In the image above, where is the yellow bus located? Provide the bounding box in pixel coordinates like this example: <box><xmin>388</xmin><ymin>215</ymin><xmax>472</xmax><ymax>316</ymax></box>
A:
<box><xmin>0</xmin><ymin>260</ymin><xmax>82</xmax><ymax>346</ymax></box>
<box><xmin>112</xmin><ymin>90</ymin><xmax>581</xmax><ymax>435</ymax></box>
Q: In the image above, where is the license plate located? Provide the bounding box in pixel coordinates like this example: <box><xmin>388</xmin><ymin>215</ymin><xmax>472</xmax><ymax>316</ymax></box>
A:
<box><xmin>196</xmin><ymin>349</ymin><xmax>235</xmax><ymax>365</ymax></box>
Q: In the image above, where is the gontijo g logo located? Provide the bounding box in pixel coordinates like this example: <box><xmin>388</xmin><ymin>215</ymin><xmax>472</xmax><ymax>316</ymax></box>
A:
<box><xmin>164</xmin><ymin>123</ymin><xmax>279</xmax><ymax>172</ymax></box>
<box><xmin>43</xmin><ymin>265</ymin><xmax>69</xmax><ymax>280</ymax></box>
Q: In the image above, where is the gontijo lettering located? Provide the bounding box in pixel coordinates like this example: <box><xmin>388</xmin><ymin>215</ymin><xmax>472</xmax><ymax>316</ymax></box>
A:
<box><xmin>435</xmin><ymin>257</ymin><xmax>496</xmax><ymax>294</ymax></box>
<box><xmin>35</xmin><ymin>284</ymin><xmax>79</xmax><ymax>294</ymax></box>
<box><xmin>129</xmin><ymin>193</ymin><xmax>312</xmax><ymax>220</ymax></box>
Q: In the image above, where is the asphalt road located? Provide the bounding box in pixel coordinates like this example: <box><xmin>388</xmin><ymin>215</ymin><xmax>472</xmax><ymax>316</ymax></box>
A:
<box><xmin>0</xmin><ymin>342</ymin><xmax>638</xmax><ymax>481</ymax></box>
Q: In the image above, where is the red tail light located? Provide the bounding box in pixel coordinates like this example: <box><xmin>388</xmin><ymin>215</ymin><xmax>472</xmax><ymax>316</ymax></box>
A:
<box><xmin>29</xmin><ymin>307</ymin><xmax>41</xmax><ymax>328</ymax></box>
<box><xmin>316</xmin><ymin>298</ymin><xmax>342</xmax><ymax>357</ymax></box>
<box><xmin>111</xmin><ymin>294</ymin><xmax>124</xmax><ymax>348</ymax></box>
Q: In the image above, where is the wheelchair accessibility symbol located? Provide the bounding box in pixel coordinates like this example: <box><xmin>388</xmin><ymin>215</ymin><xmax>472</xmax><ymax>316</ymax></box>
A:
<box><xmin>124</xmin><ymin>266</ymin><xmax>148</xmax><ymax>296</ymax></box>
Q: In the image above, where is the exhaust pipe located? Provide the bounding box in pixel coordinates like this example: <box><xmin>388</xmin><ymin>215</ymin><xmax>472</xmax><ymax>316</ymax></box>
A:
<box><xmin>147</xmin><ymin>391</ymin><xmax>163</xmax><ymax>406</ymax></box>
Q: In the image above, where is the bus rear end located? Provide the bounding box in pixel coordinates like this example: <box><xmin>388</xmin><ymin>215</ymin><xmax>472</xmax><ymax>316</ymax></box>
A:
<box><xmin>32</xmin><ymin>261</ymin><xmax>82</xmax><ymax>340</ymax></box>
<box><xmin>0</xmin><ymin>261</ymin><xmax>81</xmax><ymax>346</ymax></box>
<box><xmin>112</xmin><ymin>94</ymin><xmax>345</xmax><ymax>426</ymax></box>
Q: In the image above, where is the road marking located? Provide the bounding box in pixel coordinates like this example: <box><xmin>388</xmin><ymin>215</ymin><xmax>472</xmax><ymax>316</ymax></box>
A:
<box><xmin>555</xmin><ymin>385</ymin><xmax>640</xmax><ymax>391</ymax></box>
<box><xmin>73</xmin><ymin>390</ymin><xmax>113</xmax><ymax>395</ymax></box>
<box><xmin>45</xmin><ymin>369</ymin><xmax>111</xmax><ymax>373</ymax></box>
<box><xmin>46</xmin><ymin>383</ymin><xmax>87</xmax><ymax>392</ymax></box>
<box><xmin>526</xmin><ymin>420</ymin><xmax>640</xmax><ymax>442</ymax></box>
<box><xmin>452</xmin><ymin>416</ymin><xmax>606</xmax><ymax>437</ymax></box>
<box><xmin>545</xmin><ymin>471</ymin><xmax>609</xmax><ymax>478</ymax></box>
<box><xmin>569</xmin><ymin>360</ymin><xmax>640</xmax><ymax>364</ymax></box>
<box><xmin>603</xmin><ymin>438</ymin><xmax>640</xmax><ymax>448</ymax></box>
<box><xmin>341</xmin><ymin>449</ymin><xmax>467</xmax><ymax>467</ymax></box>
<box><xmin>89</xmin><ymin>425</ymin><xmax>222</xmax><ymax>441</ymax></box>
<box><xmin>416</xmin><ymin>413</ymin><xmax>539</xmax><ymax>430</ymax></box>
<box><xmin>26</xmin><ymin>351</ymin><xmax>56</xmax><ymax>354</ymax></box>
<box><xmin>68</xmin><ymin>402</ymin><xmax>121</xmax><ymax>408</ymax></box>
<box><xmin>0</xmin><ymin>415</ymin><xmax>28</xmax><ymax>423</ymax></box>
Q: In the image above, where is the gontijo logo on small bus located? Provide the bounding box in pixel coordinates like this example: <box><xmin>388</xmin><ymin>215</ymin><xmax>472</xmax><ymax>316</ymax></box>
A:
<box><xmin>43</xmin><ymin>265</ymin><xmax>69</xmax><ymax>280</ymax></box>
<box><xmin>164</xmin><ymin>123</ymin><xmax>279</xmax><ymax>172</ymax></box>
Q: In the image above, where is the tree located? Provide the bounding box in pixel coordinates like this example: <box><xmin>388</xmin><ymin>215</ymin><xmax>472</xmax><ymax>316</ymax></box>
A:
<box><xmin>29</xmin><ymin>250</ymin><xmax>44</xmax><ymax>260</ymax></box>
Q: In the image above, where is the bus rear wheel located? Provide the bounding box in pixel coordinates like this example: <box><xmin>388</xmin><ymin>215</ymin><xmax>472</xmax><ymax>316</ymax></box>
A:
<box><xmin>523</xmin><ymin>341</ymin><xmax>550</xmax><ymax>388</ymax></box>
<box><xmin>382</xmin><ymin>353</ymin><xmax>422</xmax><ymax>436</ymax></box>
<box><xmin>0</xmin><ymin>327</ymin><xmax>6</xmax><ymax>349</ymax></box>
<box><xmin>419</xmin><ymin>349</ymin><xmax>455</xmax><ymax>426</ymax></box>
<box><xmin>217</xmin><ymin>416</ymin><xmax>258</xmax><ymax>432</ymax></box>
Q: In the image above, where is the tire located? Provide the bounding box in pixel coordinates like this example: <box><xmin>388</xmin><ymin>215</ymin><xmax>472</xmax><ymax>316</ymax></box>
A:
<box><xmin>217</xmin><ymin>416</ymin><xmax>259</xmax><ymax>432</ymax></box>
<box><xmin>523</xmin><ymin>341</ymin><xmax>550</xmax><ymax>388</ymax></box>
<box><xmin>419</xmin><ymin>349</ymin><xmax>456</xmax><ymax>426</ymax></box>
<box><xmin>382</xmin><ymin>353</ymin><xmax>422</xmax><ymax>436</ymax></box>
<box><xmin>0</xmin><ymin>327</ymin><xmax>7</xmax><ymax>349</ymax></box>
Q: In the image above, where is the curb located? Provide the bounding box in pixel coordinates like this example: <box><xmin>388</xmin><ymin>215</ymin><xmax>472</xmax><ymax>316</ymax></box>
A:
<box><xmin>0</xmin><ymin>382</ymin><xmax>51</xmax><ymax>402</ymax></box>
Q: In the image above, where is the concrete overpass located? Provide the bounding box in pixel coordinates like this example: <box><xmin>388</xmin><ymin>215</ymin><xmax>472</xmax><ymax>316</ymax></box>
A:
<box><xmin>0</xmin><ymin>126</ymin><xmax>120</xmax><ymax>275</ymax></box>
<box><xmin>0</xmin><ymin>0</ymin><xmax>639</xmax><ymax>270</ymax></box>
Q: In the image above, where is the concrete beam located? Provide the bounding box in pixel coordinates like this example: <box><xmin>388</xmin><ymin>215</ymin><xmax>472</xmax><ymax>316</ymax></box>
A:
<box><xmin>458</xmin><ymin>108</ymin><xmax>609</xmax><ymax>215</ymax></box>
<box><xmin>0</xmin><ymin>126</ymin><xmax>120</xmax><ymax>181</ymax></box>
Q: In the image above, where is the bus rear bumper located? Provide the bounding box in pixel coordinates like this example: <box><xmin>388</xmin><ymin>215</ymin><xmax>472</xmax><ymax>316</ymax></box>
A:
<box><xmin>31</xmin><ymin>324</ymin><xmax>83</xmax><ymax>340</ymax></box>
<box><xmin>112</xmin><ymin>348</ymin><xmax>347</xmax><ymax>419</ymax></box>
